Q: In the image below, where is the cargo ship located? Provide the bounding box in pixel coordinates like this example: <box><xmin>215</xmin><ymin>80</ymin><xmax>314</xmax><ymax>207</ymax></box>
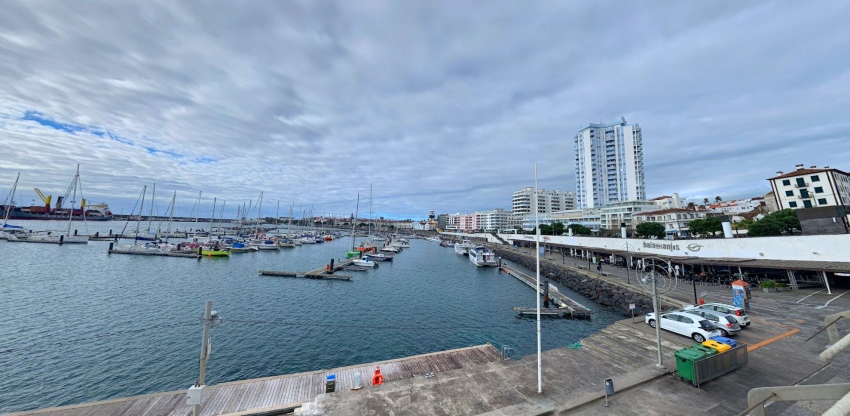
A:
<box><xmin>0</xmin><ymin>199</ymin><xmax>113</xmax><ymax>221</ymax></box>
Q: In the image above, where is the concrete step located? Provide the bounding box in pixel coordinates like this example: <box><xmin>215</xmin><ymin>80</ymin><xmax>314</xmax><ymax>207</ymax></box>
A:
<box><xmin>583</xmin><ymin>333</ymin><xmax>656</xmax><ymax>367</ymax></box>
<box><xmin>608</xmin><ymin>322</ymin><xmax>692</xmax><ymax>351</ymax></box>
<box><xmin>579</xmin><ymin>337</ymin><xmax>645</xmax><ymax>369</ymax></box>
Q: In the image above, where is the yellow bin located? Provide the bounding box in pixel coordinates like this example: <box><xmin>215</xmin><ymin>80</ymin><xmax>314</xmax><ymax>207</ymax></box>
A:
<box><xmin>702</xmin><ymin>340</ymin><xmax>731</xmax><ymax>353</ymax></box>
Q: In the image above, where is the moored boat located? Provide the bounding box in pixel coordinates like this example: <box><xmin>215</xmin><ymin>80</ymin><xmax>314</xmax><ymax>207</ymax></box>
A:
<box><xmin>469</xmin><ymin>246</ymin><xmax>497</xmax><ymax>267</ymax></box>
<box><xmin>454</xmin><ymin>240</ymin><xmax>472</xmax><ymax>255</ymax></box>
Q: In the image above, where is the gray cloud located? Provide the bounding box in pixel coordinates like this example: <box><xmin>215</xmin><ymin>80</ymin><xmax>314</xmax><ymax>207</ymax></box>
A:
<box><xmin>0</xmin><ymin>1</ymin><xmax>847</xmax><ymax>218</ymax></box>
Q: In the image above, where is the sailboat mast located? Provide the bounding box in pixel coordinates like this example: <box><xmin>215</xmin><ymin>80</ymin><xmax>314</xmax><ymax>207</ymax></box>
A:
<box><xmin>146</xmin><ymin>183</ymin><xmax>156</xmax><ymax>234</ymax></box>
<box><xmin>219</xmin><ymin>200</ymin><xmax>226</xmax><ymax>236</ymax></box>
<box><xmin>167</xmin><ymin>191</ymin><xmax>176</xmax><ymax>234</ymax></box>
<box><xmin>65</xmin><ymin>165</ymin><xmax>80</xmax><ymax>236</ymax></box>
<box><xmin>136</xmin><ymin>185</ymin><xmax>147</xmax><ymax>236</ymax></box>
<box><xmin>256</xmin><ymin>192</ymin><xmax>264</xmax><ymax>235</ymax></box>
<box><xmin>275</xmin><ymin>200</ymin><xmax>280</xmax><ymax>236</ymax></box>
<box><xmin>210</xmin><ymin>197</ymin><xmax>217</xmax><ymax>234</ymax></box>
<box><xmin>350</xmin><ymin>194</ymin><xmax>359</xmax><ymax>252</ymax></box>
<box><xmin>3</xmin><ymin>173</ymin><xmax>20</xmax><ymax>227</ymax></box>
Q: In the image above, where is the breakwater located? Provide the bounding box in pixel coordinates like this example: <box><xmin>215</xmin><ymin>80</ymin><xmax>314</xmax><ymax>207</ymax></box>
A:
<box><xmin>491</xmin><ymin>246</ymin><xmax>678</xmax><ymax>317</ymax></box>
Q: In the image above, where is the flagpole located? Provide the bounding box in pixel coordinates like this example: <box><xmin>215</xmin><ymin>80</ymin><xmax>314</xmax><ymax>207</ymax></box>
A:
<box><xmin>534</xmin><ymin>163</ymin><xmax>542</xmax><ymax>394</ymax></box>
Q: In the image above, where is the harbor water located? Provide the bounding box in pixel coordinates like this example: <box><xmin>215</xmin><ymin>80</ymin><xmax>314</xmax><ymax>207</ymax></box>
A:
<box><xmin>0</xmin><ymin>221</ymin><xmax>620</xmax><ymax>413</ymax></box>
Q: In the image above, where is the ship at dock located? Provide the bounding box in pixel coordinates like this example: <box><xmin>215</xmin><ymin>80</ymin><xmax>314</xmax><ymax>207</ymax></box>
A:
<box><xmin>0</xmin><ymin>191</ymin><xmax>113</xmax><ymax>221</ymax></box>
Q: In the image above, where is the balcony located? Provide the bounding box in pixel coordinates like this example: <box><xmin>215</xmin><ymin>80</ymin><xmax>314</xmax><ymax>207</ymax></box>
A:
<box><xmin>794</xmin><ymin>182</ymin><xmax>809</xmax><ymax>188</ymax></box>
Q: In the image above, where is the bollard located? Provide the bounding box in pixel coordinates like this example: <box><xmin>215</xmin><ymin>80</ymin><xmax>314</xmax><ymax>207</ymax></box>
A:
<box><xmin>353</xmin><ymin>372</ymin><xmax>362</xmax><ymax>390</ymax></box>
<box><xmin>604</xmin><ymin>378</ymin><xmax>614</xmax><ymax>407</ymax></box>
<box><xmin>74</xmin><ymin>229</ymin><xmax>78</xmax><ymax>236</ymax></box>
<box><xmin>59</xmin><ymin>234</ymin><xmax>64</xmax><ymax>245</ymax></box>
<box><xmin>329</xmin><ymin>258</ymin><xmax>335</xmax><ymax>274</ymax></box>
<box><xmin>108</xmin><ymin>242</ymin><xmax>113</xmax><ymax>252</ymax></box>
<box><xmin>543</xmin><ymin>283</ymin><xmax>550</xmax><ymax>306</ymax></box>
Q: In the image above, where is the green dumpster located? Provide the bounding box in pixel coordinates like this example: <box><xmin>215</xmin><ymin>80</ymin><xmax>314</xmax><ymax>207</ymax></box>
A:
<box><xmin>690</xmin><ymin>345</ymin><xmax>717</xmax><ymax>357</ymax></box>
<box><xmin>675</xmin><ymin>348</ymin><xmax>705</xmax><ymax>383</ymax></box>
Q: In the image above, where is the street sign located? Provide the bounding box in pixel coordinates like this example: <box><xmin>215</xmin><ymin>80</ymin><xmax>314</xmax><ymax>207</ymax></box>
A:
<box><xmin>629</xmin><ymin>303</ymin><xmax>635</xmax><ymax>310</ymax></box>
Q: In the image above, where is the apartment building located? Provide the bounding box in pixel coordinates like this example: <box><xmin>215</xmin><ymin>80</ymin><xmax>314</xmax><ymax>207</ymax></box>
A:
<box><xmin>574</xmin><ymin>117</ymin><xmax>646</xmax><ymax>208</ymax></box>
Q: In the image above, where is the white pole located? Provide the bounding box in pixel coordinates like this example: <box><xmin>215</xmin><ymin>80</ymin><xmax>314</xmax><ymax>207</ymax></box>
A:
<box><xmin>534</xmin><ymin>163</ymin><xmax>542</xmax><ymax>393</ymax></box>
<box><xmin>651</xmin><ymin>258</ymin><xmax>663</xmax><ymax>367</ymax></box>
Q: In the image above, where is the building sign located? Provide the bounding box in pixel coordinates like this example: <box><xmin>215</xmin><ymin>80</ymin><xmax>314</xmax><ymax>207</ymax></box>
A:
<box><xmin>629</xmin><ymin>303</ymin><xmax>635</xmax><ymax>310</ymax></box>
<box><xmin>642</xmin><ymin>241</ymin><xmax>680</xmax><ymax>251</ymax></box>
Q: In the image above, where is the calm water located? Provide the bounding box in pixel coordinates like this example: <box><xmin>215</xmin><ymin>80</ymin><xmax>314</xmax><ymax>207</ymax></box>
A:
<box><xmin>0</xmin><ymin>221</ymin><xmax>619</xmax><ymax>413</ymax></box>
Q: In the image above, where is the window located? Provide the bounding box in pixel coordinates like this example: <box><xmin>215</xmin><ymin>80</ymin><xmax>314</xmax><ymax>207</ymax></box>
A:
<box><xmin>680</xmin><ymin>316</ymin><xmax>694</xmax><ymax>324</ymax></box>
<box><xmin>785</xmin><ymin>190</ymin><xmax>794</xmax><ymax>196</ymax></box>
<box><xmin>803</xmin><ymin>200</ymin><xmax>813</xmax><ymax>208</ymax></box>
<box><xmin>811</xmin><ymin>175</ymin><xmax>820</xmax><ymax>182</ymax></box>
<box><xmin>800</xmin><ymin>189</ymin><xmax>810</xmax><ymax>198</ymax></box>
<box><xmin>782</xmin><ymin>179</ymin><xmax>791</xmax><ymax>186</ymax></box>
<box><xmin>789</xmin><ymin>201</ymin><xmax>798</xmax><ymax>208</ymax></box>
<box><xmin>814</xmin><ymin>186</ymin><xmax>823</xmax><ymax>193</ymax></box>
<box><xmin>796</xmin><ymin>178</ymin><xmax>806</xmax><ymax>187</ymax></box>
<box><xmin>818</xmin><ymin>198</ymin><xmax>828</xmax><ymax>205</ymax></box>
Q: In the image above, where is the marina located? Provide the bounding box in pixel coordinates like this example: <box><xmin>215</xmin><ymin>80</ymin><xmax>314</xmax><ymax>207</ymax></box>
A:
<box><xmin>0</xmin><ymin>224</ymin><xmax>622</xmax><ymax>414</ymax></box>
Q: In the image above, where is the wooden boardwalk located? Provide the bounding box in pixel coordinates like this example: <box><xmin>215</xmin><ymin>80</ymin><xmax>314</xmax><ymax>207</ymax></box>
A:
<box><xmin>259</xmin><ymin>270</ymin><xmax>353</xmax><ymax>280</ymax></box>
<box><xmin>8</xmin><ymin>344</ymin><xmax>502</xmax><ymax>416</ymax></box>
<box><xmin>501</xmin><ymin>266</ymin><xmax>592</xmax><ymax>318</ymax></box>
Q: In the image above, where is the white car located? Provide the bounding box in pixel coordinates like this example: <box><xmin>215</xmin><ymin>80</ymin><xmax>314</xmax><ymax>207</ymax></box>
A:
<box><xmin>645</xmin><ymin>311</ymin><xmax>722</xmax><ymax>343</ymax></box>
<box><xmin>685</xmin><ymin>303</ymin><xmax>751</xmax><ymax>327</ymax></box>
<box><xmin>681</xmin><ymin>309</ymin><xmax>741</xmax><ymax>337</ymax></box>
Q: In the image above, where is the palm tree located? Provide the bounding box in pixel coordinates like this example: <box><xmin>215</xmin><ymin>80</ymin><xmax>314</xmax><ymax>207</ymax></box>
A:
<box><xmin>703</xmin><ymin>197</ymin><xmax>709</xmax><ymax>206</ymax></box>
<box><xmin>687</xmin><ymin>202</ymin><xmax>696</xmax><ymax>210</ymax></box>
<box><xmin>715</xmin><ymin>196</ymin><xmax>722</xmax><ymax>203</ymax></box>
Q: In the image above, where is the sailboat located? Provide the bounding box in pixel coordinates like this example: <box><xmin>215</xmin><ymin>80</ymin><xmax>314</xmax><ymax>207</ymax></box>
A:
<box><xmin>14</xmin><ymin>165</ymin><xmax>89</xmax><ymax>244</ymax></box>
<box><xmin>0</xmin><ymin>173</ymin><xmax>29</xmax><ymax>240</ymax></box>
<box><xmin>345</xmin><ymin>194</ymin><xmax>362</xmax><ymax>259</ymax></box>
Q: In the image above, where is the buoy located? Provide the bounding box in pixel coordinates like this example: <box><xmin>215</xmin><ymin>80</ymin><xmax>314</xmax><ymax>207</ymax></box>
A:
<box><xmin>372</xmin><ymin>366</ymin><xmax>384</xmax><ymax>386</ymax></box>
<box><xmin>326</xmin><ymin>264</ymin><xmax>330</xmax><ymax>272</ymax></box>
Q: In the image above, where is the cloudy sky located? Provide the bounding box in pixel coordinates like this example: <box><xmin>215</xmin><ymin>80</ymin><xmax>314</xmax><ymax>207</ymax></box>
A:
<box><xmin>1</xmin><ymin>1</ymin><xmax>848</xmax><ymax>219</ymax></box>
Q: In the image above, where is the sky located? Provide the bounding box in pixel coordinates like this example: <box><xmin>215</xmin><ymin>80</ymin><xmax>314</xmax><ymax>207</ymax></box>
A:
<box><xmin>1</xmin><ymin>1</ymin><xmax>849</xmax><ymax>220</ymax></box>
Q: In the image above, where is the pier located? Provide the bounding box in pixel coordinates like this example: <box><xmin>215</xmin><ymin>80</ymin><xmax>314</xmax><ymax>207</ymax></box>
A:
<box><xmin>10</xmin><ymin>344</ymin><xmax>501</xmax><ymax>416</ymax></box>
<box><xmin>500</xmin><ymin>264</ymin><xmax>592</xmax><ymax>319</ymax></box>
<box><xmin>259</xmin><ymin>258</ymin><xmax>360</xmax><ymax>281</ymax></box>
<box><xmin>106</xmin><ymin>243</ymin><xmax>203</xmax><ymax>258</ymax></box>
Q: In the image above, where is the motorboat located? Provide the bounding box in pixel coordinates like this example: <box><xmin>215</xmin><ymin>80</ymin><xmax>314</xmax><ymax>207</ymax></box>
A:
<box><xmin>352</xmin><ymin>256</ymin><xmax>379</xmax><ymax>268</ymax></box>
<box><xmin>469</xmin><ymin>246</ymin><xmax>498</xmax><ymax>267</ymax></box>
<box><xmin>369</xmin><ymin>253</ymin><xmax>394</xmax><ymax>262</ymax></box>
<box><xmin>454</xmin><ymin>240</ymin><xmax>473</xmax><ymax>255</ymax></box>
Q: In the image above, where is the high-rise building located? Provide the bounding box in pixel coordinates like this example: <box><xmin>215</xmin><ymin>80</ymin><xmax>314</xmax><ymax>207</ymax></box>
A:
<box><xmin>511</xmin><ymin>187</ymin><xmax>575</xmax><ymax>215</ymax></box>
<box><xmin>574</xmin><ymin>117</ymin><xmax>645</xmax><ymax>208</ymax></box>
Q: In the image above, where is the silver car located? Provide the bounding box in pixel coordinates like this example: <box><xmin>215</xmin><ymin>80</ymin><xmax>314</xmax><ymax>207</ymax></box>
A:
<box><xmin>681</xmin><ymin>309</ymin><xmax>741</xmax><ymax>337</ymax></box>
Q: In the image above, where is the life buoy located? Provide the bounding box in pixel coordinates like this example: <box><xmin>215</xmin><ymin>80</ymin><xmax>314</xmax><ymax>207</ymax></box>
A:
<box><xmin>326</xmin><ymin>264</ymin><xmax>330</xmax><ymax>271</ymax></box>
<box><xmin>372</xmin><ymin>366</ymin><xmax>384</xmax><ymax>385</ymax></box>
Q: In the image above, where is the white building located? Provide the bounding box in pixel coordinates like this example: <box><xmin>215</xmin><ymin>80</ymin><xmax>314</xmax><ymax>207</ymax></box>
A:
<box><xmin>597</xmin><ymin>200</ymin><xmax>660</xmax><ymax>231</ymax></box>
<box><xmin>512</xmin><ymin>187</ymin><xmax>575</xmax><ymax>215</ymax></box>
<box><xmin>650</xmin><ymin>193</ymin><xmax>684</xmax><ymax>210</ymax></box>
<box><xmin>476</xmin><ymin>208</ymin><xmax>510</xmax><ymax>232</ymax></box>
<box><xmin>768</xmin><ymin>164</ymin><xmax>850</xmax><ymax>210</ymax></box>
<box><xmin>522</xmin><ymin>209</ymin><xmax>600</xmax><ymax>232</ymax></box>
<box><xmin>574</xmin><ymin>117</ymin><xmax>646</xmax><ymax>208</ymax></box>
<box><xmin>633</xmin><ymin>208</ymin><xmax>708</xmax><ymax>237</ymax></box>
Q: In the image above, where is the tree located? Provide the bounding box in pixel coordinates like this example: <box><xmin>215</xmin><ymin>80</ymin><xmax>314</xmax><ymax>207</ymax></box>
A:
<box><xmin>715</xmin><ymin>196</ymin><xmax>722</xmax><ymax>203</ymax></box>
<box><xmin>538</xmin><ymin>224</ymin><xmax>553</xmax><ymax>235</ymax></box>
<box><xmin>551</xmin><ymin>222</ymin><xmax>566</xmax><ymax>236</ymax></box>
<box><xmin>689</xmin><ymin>217</ymin><xmax>722</xmax><ymax>237</ymax></box>
<box><xmin>687</xmin><ymin>202</ymin><xmax>696</xmax><ymax>210</ymax></box>
<box><xmin>748</xmin><ymin>209</ymin><xmax>800</xmax><ymax>237</ymax></box>
<box><xmin>635</xmin><ymin>222</ymin><xmax>666</xmax><ymax>239</ymax></box>
<box><xmin>732</xmin><ymin>219</ymin><xmax>753</xmax><ymax>235</ymax></box>
<box><xmin>703</xmin><ymin>198</ymin><xmax>709</xmax><ymax>206</ymax></box>
<box><xmin>567</xmin><ymin>224</ymin><xmax>592</xmax><ymax>235</ymax></box>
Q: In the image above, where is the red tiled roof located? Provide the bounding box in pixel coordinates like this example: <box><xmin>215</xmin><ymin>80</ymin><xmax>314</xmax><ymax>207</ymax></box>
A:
<box><xmin>649</xmin><ymin>195</ymin><xmax>672</xmax><ymax>201</ymax></box>
<box><xmin>634</xmin><ymin>208</ymin><xmax>698</xmax><ymax>217</ymax></box>
<box><xmin>768</xmin><ymin>168</ymin><xmax>849</xmax><ymax>180</ymax></box>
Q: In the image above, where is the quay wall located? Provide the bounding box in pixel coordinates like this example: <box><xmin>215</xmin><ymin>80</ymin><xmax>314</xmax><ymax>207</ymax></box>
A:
<box><xmin>491</xmin><ymin>247</ymin><xmax>678</xmax><ymax>317</ymax></box>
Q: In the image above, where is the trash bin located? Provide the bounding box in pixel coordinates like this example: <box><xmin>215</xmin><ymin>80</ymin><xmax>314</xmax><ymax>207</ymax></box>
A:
<box><xmin>675</xmin><ymin>348</ymin><xmax>705</xmax><ymax>383</ymax></box>
<box><xmin>689</xmin><ymin>345</ymin><xmax>717</xmax><ymax>357</ymax></box>
<box><xmin>702</xmin><ymin>340</ymin><xmax>732</xmax><ymax>353</ymax></box>
<box><xmin>325</xmin><ymin>374</ymin><xmax>336</xmax><ymax>393</ymax></box>
<box><xmin>710</xmin><ymin>336</ymin><xmax>738</xmax><ymax>348</ymax></box>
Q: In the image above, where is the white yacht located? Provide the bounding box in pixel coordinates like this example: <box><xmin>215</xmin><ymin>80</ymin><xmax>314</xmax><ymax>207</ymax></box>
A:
<box><xmin>454</xmin><ymin>240</ymin><xmax>473</xmax><ymax>255</ymax></box>
<box><xmin>469</xmin><ymin>246</ymin><xmax>498</xmax><ymax>267</ymax></box>
<box><xmin>352</xmin><ymin>256</ymin><xmax>379</xmax><ymax>268</ymax></box>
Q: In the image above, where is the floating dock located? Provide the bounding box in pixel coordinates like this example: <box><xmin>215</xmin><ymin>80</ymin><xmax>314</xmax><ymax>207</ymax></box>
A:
<box><xmin>259</xmin><ymin>270</ymin><xmax>353</xmax><ymax>281</ymax></box>
<box><xmin>260</xmin><ymin>258</ymin><xmax>359</xmax><ymax>281</ymax></box>
<box><xmin>501</xmin><ymin>265</ymin><xmax>591</xmax><ymax>319</ymax></box>
<box><xmin>10</xmin><ymin>344</ymin><xmax>502</xmax><ymax>416</ymax></box>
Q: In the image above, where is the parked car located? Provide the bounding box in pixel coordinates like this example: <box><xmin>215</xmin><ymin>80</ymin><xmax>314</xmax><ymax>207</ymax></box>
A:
<box><xmin>681</xmin><ymin>309</ymin><xmax>741</xmax><ymax>337</ymax></box>
<box><xmin>685</xmin><ymin>303</ymin><xmax>751</xmax><ymax>327</ymax></box>
<box><xmin>644</xmin><ymin>311</ymin><xmax>722</xmax><ymax>343</ymax></box>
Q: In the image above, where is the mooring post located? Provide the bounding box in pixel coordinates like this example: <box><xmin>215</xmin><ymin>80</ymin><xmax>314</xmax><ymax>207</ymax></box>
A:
<box><xmin>329</xmin><ymin>259</ymin><xmax>335</xmax><ymax>274</ymax></box>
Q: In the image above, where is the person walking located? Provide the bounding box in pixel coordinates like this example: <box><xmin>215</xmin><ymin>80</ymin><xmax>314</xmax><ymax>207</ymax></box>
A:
<box><xmin>597</xmin><ymin>262</ymin><xmax>602</xmax><ymax>274</ymax></box>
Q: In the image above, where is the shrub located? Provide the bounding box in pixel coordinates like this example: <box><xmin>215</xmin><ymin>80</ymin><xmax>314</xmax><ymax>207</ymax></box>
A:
<box><xmin>760</xmin><ymin>280</ymin><xmax>777</xmax><ymax>288</ymax></box>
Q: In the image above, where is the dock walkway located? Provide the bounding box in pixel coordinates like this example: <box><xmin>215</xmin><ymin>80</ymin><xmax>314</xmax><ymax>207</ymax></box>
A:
<box><xmin>259</xmin><ymin>258</ymin><xmax>358</xmax><ymax>281</ymax></box>
<box><xmin>8</xmin><ymin>345</ymin><xmax>502</xmax><ymax>416</ymax></box>
<box><xmin>501</xmin><ymin>265</ymin><xmax>591</xmax><ymax>318</ymax></box>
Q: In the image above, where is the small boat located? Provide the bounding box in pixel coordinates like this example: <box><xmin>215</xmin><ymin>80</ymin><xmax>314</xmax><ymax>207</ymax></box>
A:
<box><xmin>469</xmin><ymin>246</ymin><xmax>497</xmax><ymax>267</ymax></box>
<box><xmin>380</xmin><ymin>246</ymin><xmax>400</xmax><ymax>253</ymax></box>
<box><xmin>229</xmin><ymin>242</ymin><xmax>258</xmax><ymax>253</ymax></box>
<box><xmin>256</xmin><ymin>240</ymin><xmax>280</xmax><ymax>250</ymax></box>
<box><xmin>352</xmin><ymin>256</ymin><xmax>379</xmax><ymax>268</ymax></box>
<box><xmin>201</xmin><ymin>248</ymin><xmax>231</xmax><ymax>257</ymax></box>
<box><xmin>454</xmin><ymin>240</ymin><xmax>473</xmax><ymax>255</ymax></box>
<box><xmin>369</xmin><ymin>253</ymin><xmax>394</xmax><ymax>262</ymax></box>
<box><xmin>425</xmin><ymin>236</ymin><xmax>441</xmax><ymax>242</ymax></box>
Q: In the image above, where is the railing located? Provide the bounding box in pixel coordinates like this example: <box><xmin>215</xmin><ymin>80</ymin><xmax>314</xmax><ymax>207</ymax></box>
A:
<box><xmin>795</xmin><ymin>182</ymin><xmax>809</xmax><ymax>188</ymax></box>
